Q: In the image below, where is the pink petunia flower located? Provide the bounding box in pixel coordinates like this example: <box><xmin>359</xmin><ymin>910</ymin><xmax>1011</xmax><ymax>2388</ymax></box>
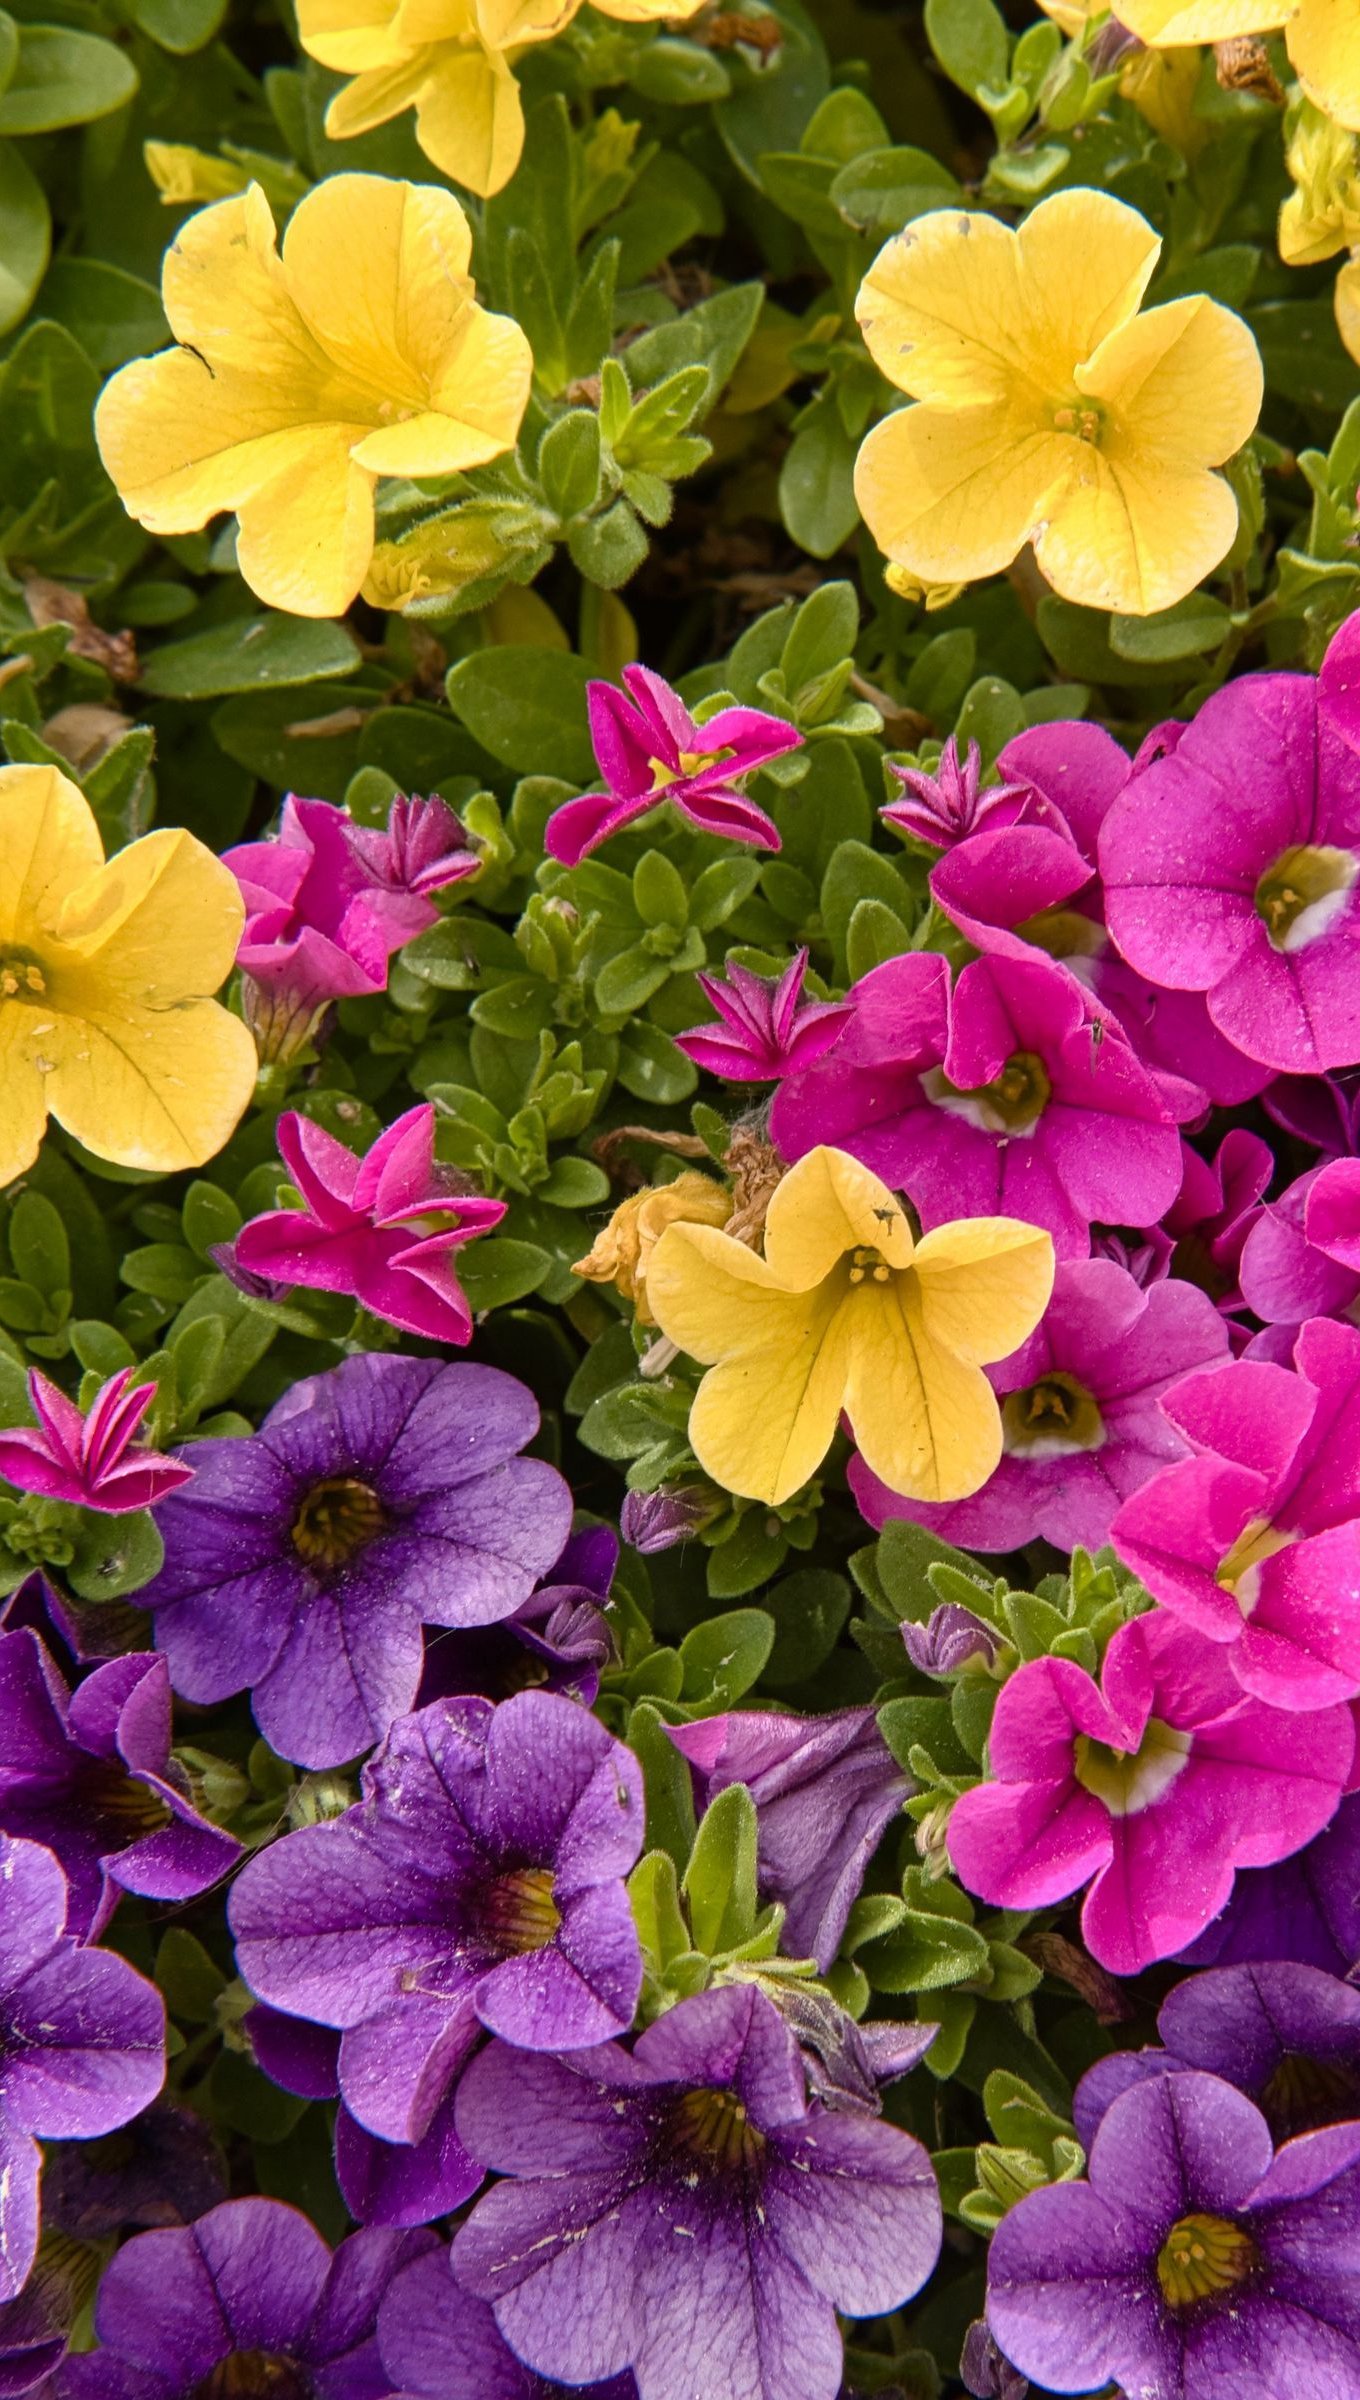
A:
<box><xmin>674</xmin><ymin>949</ymin><xmax>851</xmax><ymax>1081</ymax></box>
<box><xmin>0</xmin><ymin>1369</ymin><xmax>193</xmax><ymax>1514</ymax></box>
<box><xmin>1239</xmin><ymin>1159</ymin><xmax>1360</xmax><ymax>1341</ymax></box>
<box><xmin>542</xmin><ymin>666</ymin><xmax>802</xmax><ymax>866</ymax></box>
<box><xmin>234</xmin><ymin>1105</ymin><xmax>505</xmax><ymax>1346</ymax></box>
<box><xmin>1099</xmin><ymin>614</ymin><xmax>1360</xmax><ymax>1074</ymax></box>
<box><xmin>947</xmin><ymin>1608</ymin><xmax>1354</xmax><ymax>1976</ymax></box>
<box><xmin>881</xmin><ymin>735</ymin><xmax>1035</xmax><ymax>849</ymax></box>
<box><xmin>1163</xmin><ymin>1129</ymin><xmax>1274</xmax><ymax>1323</ymax></box>
<box><xmin>922</xmin><ymin>721</ymin><xmax>1269</xmax><ymax>1107</ymax></box>
<box><xmin>770</xmin><ymin>949</ymin><xmax>1198</xmax><ymax>1260</ymax></box>
<box><xmin>225</xmin><ymin>793</ymin><xmax>477</xmax><ymax>1059</ymax></box>
<box><xmin>1109</xmin><ymin>1318</ymin><xmax>1360</xmax><ymax>1710</ymax></box>
<box><xmin>851</xmin><ymin>1257</ymin><xmax>1231</xmax><ymax>1554</ymax></box>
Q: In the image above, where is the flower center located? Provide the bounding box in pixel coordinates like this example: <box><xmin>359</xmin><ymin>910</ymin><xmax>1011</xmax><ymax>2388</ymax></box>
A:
<box><xmin>1052</xmin><ymin>399</ymin><xmax>1104</xmax><ymax>445</ymax></box>
<box><xmin>82</xmin><ymin>1762</ymin><xmax>174</xmax><ymax>1837</ymax></box>
<box><xmin>1215</xmin><ymin>1515</ymin><xmax>1298</xmax><ymax>1617</ymax></box>
<box><xmin>290</xmin><ymin>1477</ymin><xmax>385</xmax><ymax>1568</ymax></box>
<box><xmin>1073</xmin><ymin>1716</ymin><xmax>1193</xmax><ymax>1816</ymax></box>
<box><xmin>1260</xmin><ymin>2051</ymin><xmax>1360</xmax><ymax>2140</ymax></box>
<box><xmin>1001</xmin><ymin>1372</ymin><xmax>1105</xmax><ymax>1458</ymax></box>
<box><xmin>650</xmin><ymin>748</ymin><xmax>713</xmax><ymax>791</ymax></box>
<box><xmin>1255</xmin><ymin>843</ymin><xmax>1358</xmax><ymax>952</ymax></box>
<box><xmin>1155</xmin><ymin>2213</ymin><xmax>1257</xmax><ymax>2308</ymax></box>
<box><xmin>482</xmin><ymin>1866</ymin><xmax>561</xmax><ymax>1955</ymax></box>
<box><xmin>1014</xmin><ymin>908</ymin><xmax>1106</xmax><ymax>962</ymax></box>
<box><xmin>672</xmin><ymin>2086</ymin><xmax>766</xmax><ymax>2172</ymax></box>
<box><xmin>923</xmin><ymin>1049</ymin><xmax>1053</xmax><ymax>1136</ymax></box>
<box><xmin>0</xmin><ymin>949</ymin><xmax>48</xmax><ymax>1000</ymax></box>
<box><xmin>188</xmin><ymin>2354</ymin><xmax>310</xmax><ymax>2400</ymax></box>
<box><xmin>846</xmin><ymin>1244</ymin><xmax>892</xmax><ymax>1285</ymax></box>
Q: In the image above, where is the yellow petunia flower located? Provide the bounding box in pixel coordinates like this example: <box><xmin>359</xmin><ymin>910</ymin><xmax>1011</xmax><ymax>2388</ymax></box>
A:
<box><xmin>645</xmin><ymin>1145</ymin><xmax>1054</xmax><ymax>1508</ymax></box>
<box><xmin>300</xmin><ymin>0</ymin><xmax>701</xmax><ymax>200</ymax></box>
<box><xmin>1277</xmin><ymin>99</ymin><xmax>1360</xmax><ymax>367</ymax></box>
<box><xmin>1118</xmin><ymin>0</ymin><xmax>1360</xmax><ymax>129</ymax></box>
<box><xmin>853</xmin><ymin>190</ymin><xmax>1263</xmax><ymax>619</ymax></box>
<box><xmin>95</xmin><ymin>175</ymin><xmax>533</xmax><ymax>620</ymax></box>
<box><xmin>0</xmin><ymin>765</ymin><xmax>256</xmax><ymax>1189</ymax></box>
<box><xmin>574</xmin><ymin>1172</ymin><xmax>734</xmax><ymax>1327</ymax></box>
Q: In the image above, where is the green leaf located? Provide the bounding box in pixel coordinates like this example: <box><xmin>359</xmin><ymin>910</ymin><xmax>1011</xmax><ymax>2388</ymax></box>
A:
<box><xmin>779</xmin><ymin>393</ymin><xmax>859</xmax><ymax>559</ymax></box>
<box><xmin>538</xmin><ymin>409</ymin><xmax>603</xmax><ymax>522</ymax></box>
<box><xmin>0</xmin><ymin>141</ymin><xmax>49</xmax><ymax>337</ymax></box>
<box><xmin>139</xmin><ymin>615</ymin><xmax>361</xmax><ymax>700</ymax></box>
<box><xmin>457</xmin><ymin>1237</ymin><xmax>551</xmax><ymax>1310</ymax></box>
<box><xmin>679</xmin><ymin>1608</ymin><xmax>775</xmax><ymax>1707</ymax></box>
<box><xmin>1108</xmin><ymin>594</ymin><xmax>1232</xmax><ymax>663</ymax></box>
<box><xmin>156</xmin><ymin>1928</ymin><xmax>227</xmax><ymax>2022</ymax></box>
<box><xmin>830</xmin><ymin>143</ymin><xmax>960</xmax><ymax>236</ymax></box>
<box><xmin>7</xmin><ymin>1191</ymin><xmax>68</xmax><ymax>1299</ymax></box>
<box><xmin>617</xmin><ymin>1019</ymin><xmax>697</xmax><ymax>1104</ymax></box>
<box><xmin>181</xmin><ymin>1181</ymin><xmax>243</xmax><ymax>1263</ymax></box>
<box><xmin>846</xmin><ymin>895</ymin><xmax>912</xmax><ymax>980</ymax></box>
<box><xmin>628</xmin><ymin>36</ymin><xmax>731</xmax><ymax>102</ymax></box>
<box><xmin>128</xmin><ymin>0</ymin><xmax>228</xmax><ymax>53</ymax></box>
<box><xmin>446</xmin><ymin>648</ymin><xmax>595</xmax><ymax>780</ymax></box>
<box><xmin>66</xmin><ymin>1506</ymin><xmax>164</xmax><ymax>1601</ymax></box>
<box><xmin>0</xmin><ymin>26</ymin><xmax>137</xmax><ymax>132</ymax></box>
<box><xmin>954</xmin><ymin>674</ymin><xmax>1027</xmax><ymax>767</ymax></box>
<box><xmin>683</xmin><ymin>1782</ymin><xmax>759</xmax><ymax>1956</ymax></box>
<box><xmin>763</xmin><ymin>1567</ymin><xmax>851</xmax><ymax>1687</ymax></box>
<box><xmin>628</xmin><ymin>1699</ymin><xmax>698</xmax><ymax>1871</ymax></box>
<box><xmin>629</xmin><ymin>1847</ymin><xmax>692</xmax><ymax>1975</ymax></box>
<box><xmin>780</xmin><ymin>579</ymin><xmax>859</xmax><ymax>697</ymax></box>
<box><xmin>924</xmin><ymin>0</ymin><xmax>1008</xmax><ymax>99</ymax></box>
<box><xmin>625</xmin><ymin>284</ymin><xmax>764</xmax><ymax>414</ymax></box>
<box><xmin>633</xmin><ymin>848</ymin><xmax>689</xmax><ymax>930</ymax></box>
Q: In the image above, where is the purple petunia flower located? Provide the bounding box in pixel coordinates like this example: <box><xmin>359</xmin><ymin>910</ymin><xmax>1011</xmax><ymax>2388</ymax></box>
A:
<box><xmin>619</xmin><ymin>1486</ymin><xmax>717</xmax><ymax>1554</ymax></box>
<box><xmin>41</xmin><ymin>2100</ymin><xmax>225</xmax><ymax>2240</ymax></box>
<box><xmin>946</xmin><ymin>1609</ymin><xmax>1354</xmax><ymax>1976</ymax></box>
<box><xmin>771</xmin><ymin>950</ymin><xmax>1198</xmax><ymax>1260</ymax></box>
<box><xmin>1074</xmin><ymin>1959</ymin><xmax>1360</xmax><ymax>2150</ymax></box>
<box><xmin>986</xmin><ymin>2069</ymin><xmax>1360</xmax><ymax>2398</ymax></box>
<box><xmin>234</xmin><ymin>1105</ymin><xmax>506</xmax><ymax>1347</ymax></box>
<box><xmin>225</xmin><ymin>792</ymin><xmax>477</xmax><ymax>1059</ymax></box>
<box><xmin>55</xmin><ymin>2199</ymin><xmax>428</xmax><ymax>2400</ymax></box>
<box><xmin>1109</xmin><ymin>1317</ymin><xmax>1360</xmax><ymax>1710</ymax></box>
<box><xmin>901</xmin><ymin>1603</ymin><xmax>1004</xmax><ymax>1677</ymax></box>
<box><xmin>230</xmin><ymin>1689</ymin><xmax>645</xmax><ymax>2151</ymax></box>
<box><xmin>0</xmin><ymin>1369</ymin><xmax>192</xmax><ymax>1515</ymax></box>
<box><xmin>451</xmin><ymin>1982</ymin><xmax>943</xmax><ymax>2400</ymax></box>
<box><xmin>851</xmin><ymin>1258</ymin><xmax>1230</xmax><ymax>1554</ymax></box>
<box><xmin>543</xmin><ymin>667</ymin><xmax>802</xmax><ymax>866</ymax></box>
<box><xmin>0</xmin><ymin>1628</ymin><xmax>240</xmax><ymax>1940</ymax></box>
<box><xmin>418</xmin><ymin>1526</ymin><xmax>618</xmax><ymax>1710</ymax></box>
<box><xmin>0</xmin><ymin>2242</ymin><xmax>85</xmax><ymax>2399</ymax></box>
<box><xmin>960</xmin><ymin>2320</ymin><xmax>1029</xmax><ymax>2400</ymax></box>
<box><xmin>1099</xmin><ymin>613</ymin><xmax>1360</xmax><ymax>1074</ymax></box>
<box><xmin>0</xmin><ymin>1834</ymin><xmax>164</xmax><ymax>2302</ymax></box>
<box><xmin>666</xmin><ymin>1707</ymin><xmax>909</xmax><ymax>1972</ymax></box>
<box><xmin>242</xmin><ymin>2008</ymin><xmax>477</xmax><ymax>2233</ymax></box>
<box><xmin>140</xmin><ymin>1353</ymin><xmax>572</xmax><ymax>1769</ymax></box>
<box><xmin>674</xmin><ymin>950</ymin><xmax>851</xmax><ymax>1082</ymax></box>
<box><xmin>378</xmin><ymin>2248</ymin><xmax>637</xmax><ymax>2400</ymax></box>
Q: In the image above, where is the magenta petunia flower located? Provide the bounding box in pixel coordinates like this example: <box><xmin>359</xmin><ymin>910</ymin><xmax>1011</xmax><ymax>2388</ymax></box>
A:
<box><xmin>1109</xmin><ymin>1317</ymin><xmax>1360</xmax><ymax>1710</ymax></box>
<box><xmin>1164</xmin><ymin>1130</ymin><xmax>1273</xmax><ymax>1322</ymax></box>
<box><xmin>770</xmin><ymin>949</ymin><xmax>1196</xmax><ymax>1259</ymax></box>
<box><xmin>666</xmin><ymin>1707</ymin><xmax>910</xmax><ymax>1972</ymax></box>
<box><xmin>881</xmin><ymin>734</ymin><xmax>1036</xmax><ymax>849</ymax></box>
<box><xmin>225</xmin><ymin>792</ymin><xmax>477</xmax><ymax>1058</ymax></box>
<box><xmin>0</xmin><ymin>1628</ymin><xmax>240</xmax><ymax>1940</ymax></box>
<box><xmin>234</xmin><ymin>1104</ymin><xmax>505</xmax><ymax>1346</ymax></box>
<box><xmin>230</xmin><ymin>1689</ymin><xmax>645</xmax><ymax>2147</ymax></box>
<box><xmin>924</xmin><ymin>720</ymin><xmax>1270</xmax><ymax>1107</ymax></box>
<box><xmin>851</xmin><ymin>1257</ymin><xmax>1231</xmax><ymax>1554</ymax></box>
<box><xmin>543</xmin><ymin>666</ymin><xmax>802</xmax><ymax>866</ymax></box>
<box><xmin>946</xmin><ymin>1609</ymin><xmax>1354</xmax><ymax>1975</ymax></box>
<box><xmin>0</xmin><ymin>1834</ymin><xmax>165</xmax><ymax>2302</ymax></box>
<box><xmin>674</xmin><ymin>949</ymin><xmax>851</xmax><ymax>1082</ymax></box>
<box><xmin>0</xmin><ymin>1367</ymin><xmax>192</xmax><ymax>1515</ymax></box>
<box><xmin>1238</xmin><ymin>1158</ymin><xmax>1360</xmax><ymax>1336</ymax></box>
<box><xmin>451</xmin><ymin>1982</ymin><xmax>943</xmax><ymax>2400</ymax></box>
<box><xmin>1099</xmin><ymin>614</ymin><xmax>1360</xmax><ymax>1074</ymax></box>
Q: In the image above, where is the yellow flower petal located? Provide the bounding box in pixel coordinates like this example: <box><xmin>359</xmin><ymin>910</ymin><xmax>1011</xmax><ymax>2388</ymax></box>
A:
<box><xmin>911</xmin><ymin>1217</ymin><xmax>1055</xmax><ymax>1365</ymax></box>
<box><xmin>42</xmin><ymin>999</ymin><xmax>258</xmax><ymax>1176</ymax></box>
<box><xmin>684</xmin><ymin>1279</ymin><xmax>852</xmax><ymax>1507</ymax></box>
<box><xmin>408</xmin><ymin>43</ymin><xmax>526</xmax><ymax>192</ymax></box>
<box><xmin>595</xmin><ymin>0</ymin><xmax>701</xmax><ymax>21</ymax></box>
<box><xmin>645</xmin><ymin>1219</ymin><xmax>787</xmax><ymax>1358</ymax></box>
<box><xmin>160</xmin><ymin>186</ymin><xmax>327</xmax><ymax>389</ymax></box>
<box><xmin>1290</xmin><ymin>0</ymin><xmax>1360</xmax><ymax>130</ymax></box>
<box><xmin>299</xmin><ymin>0</ymin><xmax>409</xmax><ymax>71</ymax></box>
<box><xmin>0</xmin><ymin>765</ymin><xmax>104</xmax><ymax>950</ymax></box>
<box><xmin>1036</xmin><ymin>448</ymin><xmax>1241</xmax><ymax>616</ymax></box>
<box><xmin>283</xmin><ymin>175</ymin><xmax>470</xmax><ymax>399</ymax></box>
<box><xmin>761</xmin><ymin>1145</ymin><xmax>916</xmax><ymax>1290</ymax></box>
<box><xmin>0</xmin><ymin>765</ymin><xmax>255</xmax><ymax>1182</ymax></box>
<box><xmin>234</xmin><ymin>430</ymin><xmax>375</xmax><ymax>620</ymax></box>
<box><xmin>475</xmin><ymin>0</ymin><xmax>575</xmax><ymax>42</ymax></box>
<box><xmin>854</xmin><ymin>402</ymin><xmax>1065</xmax><ymax>588</ymax></box>
<box><xmin>1079</xmin><ymin>290</ymin><xmax>1264</xmax><ymax>466</ymax></box>
<box><xmin>1335</xmin><ymin>254</ymin><xmax>1360</xmax><ymax>364</ymax></box>
<box><xmin>1116</xmin><ymin>0</ymin><xmax>1289</xmax><ymax>38</ymax></box>
<box><xmin>855</xmin><ymin>195</ymin><xmax>1158</xmax><ymax>408</ymax></box>
<box><xmin>324</xmin><ymin>55</ymin><xmax>431</xmax><ymax>138</ymax></box>
<box><xmin>53</xmin><ymin>826</ymin><xmax>245</xmax><ymax>1002</ymax></box>
<box><xmin>842</xmin><ymin>1279</ymin><xmax>1004</xmax><ymax>1503</ymax></box>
